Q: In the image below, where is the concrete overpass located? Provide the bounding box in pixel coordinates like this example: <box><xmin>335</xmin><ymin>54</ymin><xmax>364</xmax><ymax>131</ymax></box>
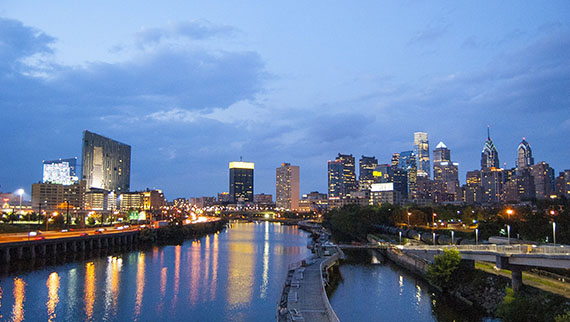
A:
<box><xmin>397</xmin><ymin>244</ymin><xmax>570</xmax><ymax>291</ymax></box>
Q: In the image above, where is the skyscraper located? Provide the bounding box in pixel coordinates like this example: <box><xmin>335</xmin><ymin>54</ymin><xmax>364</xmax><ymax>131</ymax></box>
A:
<box><xmin>432</xmin><ymin>142</ymin><xmax>459</xmax><ymax>201</ymax></box>
<box><xmin>414</xmin><ymin>132</ymin><xmax>430</xmax><ymax>178</ymax></box>
<box><xmin>229</xmin><ymin>161</ymin><xmax>254</xmax><ymax>203</ymax></box>
<box><xmin>481</xmin><ymin>126</ymin><xmax>500</xmax><ymax>169</ymax></box>
<box><xmin>529</xmin><ymin>161</ymin><xmax>555</xmax><ymax>199</ymax></box>
<box><xmin>82</xmin><ymin>130</ymin><xmax>131</xmax><ymax>192</ymax></box>
<box><xmin>359</xmin><ymin>155</ymin><xmax>378</xmax><ymax>191</ymax></box>
<box><xmin>398</xmin><ymin>150</ymin><xmax>417</xmax><ymax>197</ymax></box>
<box><xmin>276</xmin><ymin>163</ymin><xmax>300</xmax><ymax>210</ymax></box>
<box><xmin>327</xmin><ymin>154</ymin><xmax>357</xmax><ymax>199</ymax></box>
<box><xmin>516</xmin><ymin>138</ymin><xmax>534</xmax><ymax>169</ymax></box>
<box><xmin>43</xmin><ymin>158</ymin><xmax>79</xmax><ymax>185</ymax></box>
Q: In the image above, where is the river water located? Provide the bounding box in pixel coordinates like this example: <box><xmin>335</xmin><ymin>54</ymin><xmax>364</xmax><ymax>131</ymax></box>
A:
<box><xmin>0</xmin><ymin>222</ymin><xmax>491</xmax><ymax>321</ymax></box>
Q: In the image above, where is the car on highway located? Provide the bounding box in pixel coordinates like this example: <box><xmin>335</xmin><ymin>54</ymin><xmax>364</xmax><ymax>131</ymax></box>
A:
<box><xmin>94</xmin><ymin>228</ymin><xmax>105</xmax><ymax>234</ymax></box>
<box><xmin>80</xmin><ymin>232</ymin><xmax>89</xmax><ymax>237</ymax></box>
<box><xmin>35</xmin><ymin>236</ymin><xmax>45</xmax><ymax>240</ymax></box>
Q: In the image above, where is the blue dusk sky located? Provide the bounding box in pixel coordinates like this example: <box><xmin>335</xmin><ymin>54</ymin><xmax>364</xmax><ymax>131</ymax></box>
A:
<box><xmin>1</xmin><ymin>1</ymin><xmax>569</xmax><ymax>200</ymax></box>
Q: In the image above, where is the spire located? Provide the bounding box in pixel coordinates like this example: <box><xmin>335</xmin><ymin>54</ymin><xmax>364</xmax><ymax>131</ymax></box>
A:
<box><xmin>487</xmin><ymin>125</ymin><xmax>490</xmax><ymax>140</ymax></box>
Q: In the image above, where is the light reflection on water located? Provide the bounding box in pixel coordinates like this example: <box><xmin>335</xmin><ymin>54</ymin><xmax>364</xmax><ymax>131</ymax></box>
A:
<box><xmin>0</xmin><ymin>222</ymin><xmax>311</xmax><ymax>321</ymax></box>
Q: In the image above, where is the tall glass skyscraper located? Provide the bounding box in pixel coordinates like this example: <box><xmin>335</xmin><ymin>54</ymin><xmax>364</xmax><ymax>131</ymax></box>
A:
<box><xmin>516</xmin><ymin>138</ymin><xmax>534</xmax><ymax>169</ymax></box>
<box><xmin>327</xmin><ymin>153</ymin><xmax>357</xmax><ymax>198</ymax></box>
<box><xmin>414</xmin><ymin>132</ymin><xmax>430</xmax><ymax>178</ymax></box>
<box><xmin>229</xmin><ymin>161</ymin><xmax>254</xmax><ymax>203</ymax></box>
<box><xmin>359</xmin><ymin>155</ymin><xmax>378</xmax><ymax>191</ymax></box>
<box><xmin>82</xmin><ymin>130</ymin><xmax>131</xmax><ymax>192</ymax></box>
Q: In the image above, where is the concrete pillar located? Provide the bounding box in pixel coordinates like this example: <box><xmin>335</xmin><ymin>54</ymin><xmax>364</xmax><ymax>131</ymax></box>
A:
<box><xmin>39</xmin><ymin>244</ymin><xmax>46</xmax><ymax>256</ymax></box>
<box><xmin>80</xmin><ymin>240</ymin><xmax>86</xmax><ymax>251</ymax></box>
<box><xmin>71</xmin><ymin>241</ymin><xmax>77</xmax><ymax>252</ymax></box>
<box><xmin>109</xmin><ymin>237</ymin><xmax>115</xmax><ymax>247</ymax></box>
<box><xmin>16</xmin><ymin>247</ymin><xmax>23</xmax><ymax>260</ymax></box>
<box><xmin>3</xmin><ymin>248</ymin><xmax>10</xmax><ymax>264</ymax></box>
<box><xmin>511</xmin><ymin>266</ymin><xmax>523</xmax><ymax>292</ymax></box>
<box><xmin>61</xmin><ymin>242</ymin><xmax>67</xmax><ymax>253</ymax></box>
<box><xmin>96</xmin><ymin>239</ymin><xmax>102</xmax><ymax>249</ymax></box>
<box><xmin>102</xmin><ymin>238</ymin><xmax>109</xmax><ymax>248</ymax></box>
<box><xmin>29</xmin><ymin>246</ymin><xmax>36</xmax><ymax>259</ymax></box>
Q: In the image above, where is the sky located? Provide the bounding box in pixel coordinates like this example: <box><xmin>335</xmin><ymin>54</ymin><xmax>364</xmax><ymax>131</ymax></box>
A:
<box><xmin>1</xmin><ymin>1</ymin><xmax>569</xmax><ymax>201</ymax></box>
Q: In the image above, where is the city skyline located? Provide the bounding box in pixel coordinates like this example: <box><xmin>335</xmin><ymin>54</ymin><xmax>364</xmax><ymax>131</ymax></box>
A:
<box><xmin>0</xmin><ymin>2</ymin><xmax>569</xmax><ymax>199</ymax></box>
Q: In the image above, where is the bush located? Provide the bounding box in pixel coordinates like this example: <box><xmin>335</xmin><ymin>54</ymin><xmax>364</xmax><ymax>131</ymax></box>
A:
<box><xmin>427</xmin><ymin>248</ymin><xmax>461</xmax><ymax>289</ymax></box>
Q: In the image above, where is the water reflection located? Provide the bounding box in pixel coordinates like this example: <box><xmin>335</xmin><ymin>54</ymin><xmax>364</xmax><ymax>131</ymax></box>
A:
<box><xmin>84</xmin><ymin>262</ymin><xmax>96</xmax><ymax>321</ymax></box>
<box><xmin>104</xmin><ymin>256</ymin><xmax>122</xmax><ymax>320</ymax></box>
<box><xmin>12</xmin><ymin>278</ymin><xmax>25</xmax><ymax>322</ymax></box>
<box><xmin>46</xmin><ymin>272</ymin><xmax>60</xmax><ymax>322</ymax></box>
<box><xmin>134</xmin><ymin>252</ymin><xmax>146</xmax><ymax>321</ymax></box>
<box><xmin>0</xmin><ymin>222</ymin><xmax>311</xmax><ymax>321</ymax></box>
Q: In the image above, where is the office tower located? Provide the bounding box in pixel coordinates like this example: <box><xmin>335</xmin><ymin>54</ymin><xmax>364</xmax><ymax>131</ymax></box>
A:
<box><xmin>370</xmin><ymin>182</ymin><xmax>401</xmax><ymax>205</ymax></box>
<box><xmin>516</xmin><ymin>138</ymin><xmax>534</xmax><ymax>169</ymax></box>
<box><xmin>464</xmin><ymin>170</ymin><xmax>483</xmax><ymax>204</ymax></box>
<box><xmin>481</xmin><ymin>126</ymin><xmax>500</xmax><ymax>169</ymax></box>
<box><xmin>414</xmin><ymin>132</ymin><xmax>430</xmax><ymax>178</ymax></box>
<box><xmin>373</xmin><ymin>164</ymin><xmax>392</xmax><ymax>183</ymax></box>
<box><xmin>391</xmin><ymin>153</ymin><xmax>400</xmax><ymax>167</ymax></box>
<box><xmin>529</xmin><ymin>161</ymin><xmax>555</xmax><ymax>199</ymax></box>
<box><xmin>432</xmin><ymin>142</ymin><xmax>459</xmax><ymax>201</ymax></box>
<box><xmin>433</xmin><ymin>142</ymin><xmax>451</xmax><ymax>163</ymax></box>
<box><xmin>481</xmin><ymin>168</ymin><xmax>503</xmax><ymax>204</ymax></box>
<box><xmin>276</xmin><ymin>163</ymin><xmax>300</xmax><ymax>210</ymax></box>
<box><xmin>503</xmin><ymin>168</ymin><xmax>535</xmax><ymax>202</ymax></box>
<box><xmin>392</xmin><ymin>168</ymin><xmax>408</xmax><ymax>200</ymax></box>
<box><xmin>31</xmin><ymin>180</ymin><xmax>86</xmax><ymax>212</ymax></box>
<box><xmin>398</xmin><ymin>150</ymin><xmax>417</xmax><ymax>197</ymax></box>
<box><xmin>555</xmin><ymin>170</ymin><xmax>570</xmax><ymax>198</ymax></box>
<box><xmin>327</xmin><ymin>154</ymin><xmax>357</xmax><ymax>199</ymax></box>
<box><xmin>359</xmin><ymin>156</ymin><xmax>378</xmax><ymax>191</ymax></box>
<box><xmin>229</xmin><ymin>161</ymin><xmax>254</xmax><ymax>203</ymax></box>
<box><xmin>43</xmin><ymin>158</ymin><xmax>79</xmax><ymax>185</ymax></box>
<box><xmin>82</xmin><ymin>130</ymin><xmax>131</xmax><ymax>192</ymax></box>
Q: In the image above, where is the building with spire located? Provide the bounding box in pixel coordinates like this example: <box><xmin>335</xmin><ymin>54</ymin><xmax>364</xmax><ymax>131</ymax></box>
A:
<box><xmin>481</xmin><ymin>126</ymin><xmax>500</xmax><ymax>169</ymax></box>
<box><xmin>516</xmin><ymin>138</ymin><xmax>534</xmax><ymax>169</ymax></box>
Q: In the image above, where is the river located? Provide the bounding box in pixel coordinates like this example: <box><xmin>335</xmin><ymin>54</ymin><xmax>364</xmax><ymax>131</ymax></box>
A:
<box><xmin>0</xmin><ymin>222</ymin><xmax>493</xmax><ymax>321</ymax></box>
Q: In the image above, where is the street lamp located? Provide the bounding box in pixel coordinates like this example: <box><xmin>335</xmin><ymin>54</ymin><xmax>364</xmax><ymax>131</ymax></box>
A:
<box><xmin>407</xmin><ymin>212</ymin><xmax>411</xmax><ymax>227</ymax></box>
<box><xmin>432</xmin><ymin>213</ymin><xmax>437</xmax><ymax>228</ymax></box>
<box><xmin>553</xmin><ymin>222</ymin><xmax>557</xmax><ymax>246</ymax></box>
<box><xmin>507</xmin><ymin>225</ymin><xmax>511</xmax><ymax>245</ymax></box>
<box><xmin>451</xmin><ymin>230</ymin><xmax>455</xmax><ymax>244</ymax></box>
<box><xmin>399</xmin><ymin>231</ymin><xmax>402</xmax><ymax>245</ymax></box>
<box><xmin>475</xmin><ymin>228</ymin><xmax>479</xmax><ymax>245</ymax></box>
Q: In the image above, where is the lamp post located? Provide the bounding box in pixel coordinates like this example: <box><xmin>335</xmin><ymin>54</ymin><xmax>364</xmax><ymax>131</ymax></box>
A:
<box><xmin>407</xmin><ymin>212</ymin><xmax>411</xmax><ymax>227</ymax></box>
<box><xmin>66</xmin><ymin>200</ymin><xmax>70</xmax><ymax>230</ymax></box>
<box><xmin>475</xmin><ymin>228</ymin><xmax>479</xmax><ymax>245</ymax></box>
<box><xmin>507</xmin><ymin>225</ymin><xmax>511</xmax><ymax>245</ymax></box>
<box><xmin>432</xmin><ymin>232</ymin><xmax>436</xmax><ymax>246</ymax></box>
<box><xmin>432</xmin><ymin>213</ymin><xmax>437</xmax><ymax>228</ymax></box>
<box><xmin>451</xmin><ymin>230</ymin><xmax>455</xmax><ymax>244</ymax></box>
<box><xmin>399</xmin><ymin>231</ymin><xmax>402</xmax><ymax>245</ymax></box>
<box><xmin>17</xmin><ymin>189</ymin><xmax>24</xmax><ymax>209</ymax></box>
<box><xmin>553</xmin><ymin>222</ymin><xmax>556</xmax><ymax>246</ymax></box>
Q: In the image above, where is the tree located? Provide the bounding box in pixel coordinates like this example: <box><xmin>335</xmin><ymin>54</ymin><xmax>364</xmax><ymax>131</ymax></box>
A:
<box><xmin>427</xmin><ymin>248</ymin><xmax>461</xmax><ymax>290</ymax></box>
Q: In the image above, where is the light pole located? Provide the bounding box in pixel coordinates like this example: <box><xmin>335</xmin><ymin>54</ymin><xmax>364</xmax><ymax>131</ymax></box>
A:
<box><xmin>553</xmin><ymin>222</ymin><xmax>556</xmax><ymax>246</ymax></box>
<box><xmin>451</xmin><ymin>230</ymin><xmax>454</xmax><ymax>244</ymax></box>
<box><xmin>507</xmin><ymin>225</ymin><xmax>511</xmax><ymax>245</ymax></box>
<box><xmin>432</xmin><ymin>213</ymin><xmax>437</xmax><ymax>228</ymax></box>
<box><xmin>399</xmin><ymin>231</ymin><xmax>402</xmax><ymax>245</ymax></box>
<box><xmin>475</xmin><ymin>228</ymin><xmax>479</xmax><ymax>245</ymax></box>
<box><xmin>432</xmin><ymin>232</ymin><xmax>436</xmax><ymax>246</ymax></box>
<box><xmin>407</xmin><ymin>212</ymin><xmax>411</xmax><ymax>227</ymax></box>
<box><xmin>17</xmin><ymin>189</ymin><xmax>24</xmax><ymax>210</ymax></box>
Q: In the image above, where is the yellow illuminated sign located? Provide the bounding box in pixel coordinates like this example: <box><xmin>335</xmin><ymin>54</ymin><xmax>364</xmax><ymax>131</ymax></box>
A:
<box><xmin>229</xmin><ymin>162</ymin><xmax>255</xmax><ymax>170</ymax></box>
<box><xmin>373</xmin><ymin>171</ymin><xmax>383</xmax><ymax>177</ymax></box>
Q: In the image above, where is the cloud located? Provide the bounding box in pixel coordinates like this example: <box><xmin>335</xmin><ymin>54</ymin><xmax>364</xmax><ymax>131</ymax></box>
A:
<box><xmin>408</xmin><ymin>22</ymin><xmax>450</xmax><ymax>46</ymax></box>
<box><xmin>135</xmin><ymin>20</ymin><xmax>237</xmax><ymax>47</ymax></box>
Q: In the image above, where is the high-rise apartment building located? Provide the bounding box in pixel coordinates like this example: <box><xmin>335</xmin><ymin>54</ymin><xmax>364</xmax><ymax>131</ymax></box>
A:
<box><xmin>276</xmin><ymin>163</ymin><xmax>300</xmax><ymax>210</ymax></box>
<box><xmin>414</xmin><ymin>132</ymin><xmax>430</xmax><ymax>178</ymax></box>
<box><xmin>327</xmin><ymin>154</ymin><xmax>357</xmax><ymax>199</ymax></box>
<box><xmin>399</xmin><ymin>150</ymin><xmax>417</xmax><ymax>197</ymax></box>
<box><xmin>516</xmin><ymin>138</ymin><xmax>534</xmax><ymax>169</ymax></box>
<box><xmin>481</xmin><ymin>127</ymin><xmax>500</xmax><ymax>169</ymax></box>
<box><xmin>432</xmin><ymin>142</ymin><xmax>459</xmax><ymax>201</ymax></box>
<box><xmin>359</xmin><ymin>156</ymin><xmax>378</xmax><ymax>191</ymax></box>
<box><xmin>43</xmin><ymin>158</ymin><xmax>79</xmax><ymax>185</ymax></box>
<box><xmin>229</xmin><ymin>161</ymin><xmax>254</xmax><ymax>203</ymax></box>
<box><xmin>529</xmin><ymin>161</ymin><xmax>555</xmax><ymax>199</ymax></box>
<box><xmin>481</xmin><ymin>167</ymin><xmax>503</xmax><ymax>204</ymax></box>
<box><xmin>82</xmin><ymin>130</ymin><xmax>131</xmax><ymax>192</ymax></box>
<box><xmin>464</xmin><ymin>170</ymin><xmax>483</xmax><ymax>204</ymax></box>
